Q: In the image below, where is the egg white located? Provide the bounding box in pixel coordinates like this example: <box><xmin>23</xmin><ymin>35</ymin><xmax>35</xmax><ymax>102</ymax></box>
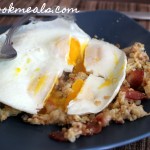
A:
<box><xmin>0</xmin><ymin>18</ymin><xmax>90</xmax><ymax>114</ymax></box>
<box><xmin>0</xmin><ymin>18</ymin><xmax>127</xmax><ymax>115</ymax></box>
<box><xmin>67</xmin><ymin>39</ymin><xmax>127</xmax><ymax>115</ymax></box>
<box><xmin>84</xmin><ymin>39</ymin><xmax>125</xmax><ymax>77</ymax></box>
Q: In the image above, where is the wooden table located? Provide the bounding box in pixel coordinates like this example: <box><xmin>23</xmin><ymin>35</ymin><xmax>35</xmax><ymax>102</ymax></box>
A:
<box><xmin>0</xmin><ymin>0</ymin><xmax>149</xmax><ymax>149</ymax></box>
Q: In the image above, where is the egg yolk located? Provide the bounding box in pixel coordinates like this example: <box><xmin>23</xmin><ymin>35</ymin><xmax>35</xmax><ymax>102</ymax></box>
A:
<box><xmin>68</xmin><ymin>37</ymin><xmax>88</xmax><ymax>72</ymax></box>
<box><xmin>68</xmin><ymin>38</ymin><xmax>80</xmax><ymax>65</ymax></box>
<box><xmin>45</xmin><ymin>37</ymin><xmax>88</xmax><ymax>110</ymax></box>
<box><xmin>47</xmin><ymin>79</ymin><xmax>84</xmax><ymax>110</ymax></box>
<box><xmin>65</xmin><ymin>79</ymin><xmax>84</xmax><ymax>107</ymax></box>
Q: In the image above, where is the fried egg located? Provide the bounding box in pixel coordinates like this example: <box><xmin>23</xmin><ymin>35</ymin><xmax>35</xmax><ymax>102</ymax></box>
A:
<box><xmin>0</xmin><ymin>18</ymin><xmax>90</xmax><ymax>114</ymax></box>
<box><xmin>0</xmin><ymin>18</ymin><xmax>127</xmax><ymax>115</ymax></box>
<box><xmin>67</xmin><ymin>39</ymin><xmax>127</xmax><ymax>115</ymax></box>
<box><xmin>84</xmin><ymin>39</ymin><xmax>125</xmax><ymax>77</ymax></box>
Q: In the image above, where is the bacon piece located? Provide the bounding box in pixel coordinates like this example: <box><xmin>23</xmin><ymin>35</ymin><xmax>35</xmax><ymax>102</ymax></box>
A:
<box><xmin>121</xmin><ymin>87</ymin><xmax>146</xmax><ymax>100</ymax></box>
<box><xmin>49</xmin><ymin>131</ymin><xmax>67</xmax><ymax>142</ymax></box>
<box><xmin>50</xmin><ymin>113</ymin><xmax>111</xmax><ymax>141</ymax></box>
<box><xmin>95</xmin><ymin>112</ymin><xmax>111</xmax><ymax>127</ymax></box>
<box><xmin>125</xmin><ymin>90</ymin><xmax>146</xmax><ymax>100</ymax></box>
<box><xmin>126</xmin><ymin>70</ymin><xmax>144</xmax><ymax>89</ymax></box>
<box><xmin>83</xmin><ymin>121</ymin><xmax>102</xmax><ymax>136</ymax></box>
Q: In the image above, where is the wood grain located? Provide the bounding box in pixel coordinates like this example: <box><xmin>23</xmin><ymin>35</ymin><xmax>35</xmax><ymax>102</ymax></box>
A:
<box><xmin>0</xmin><ymin>0</ymin><xmax>149</xmax><ymax>150</ymax></box>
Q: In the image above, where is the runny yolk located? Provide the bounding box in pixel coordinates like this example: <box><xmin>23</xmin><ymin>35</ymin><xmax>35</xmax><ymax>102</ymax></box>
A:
<box><xmin>68</xmin><ymin>37</ymin><xmax>88</xmax><ymax>72</ymax></box>
<box><xmin>46</xmin><ymin>38</ymin><xmax>87</xmax><ymax>110</ymax></box>
<box><xmin>65</xmin><ymin>79</ymin><xmax>84</xmax><ymax>107</ymax></box>
<box><xmin>68</xmin><ymin>38</ymin><xmax>80</xmax><ymax>65</ymax></box>
<box><xmin>47</xmin><ymin>79</ymin><xmax>84</xmax><ymax>110</ymax></box>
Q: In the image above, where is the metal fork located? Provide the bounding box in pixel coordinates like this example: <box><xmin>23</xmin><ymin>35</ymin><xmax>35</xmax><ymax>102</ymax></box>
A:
<box><xmin>0</xmin><ymin>13</ymin><xmax>36</xmax><ymax>59</ymax></box>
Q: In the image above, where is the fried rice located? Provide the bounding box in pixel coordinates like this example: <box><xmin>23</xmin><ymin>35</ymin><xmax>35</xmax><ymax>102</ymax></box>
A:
<box><xmin>0</xmin><ymin>42</ymin><xmax>149</xmax><ymax>142</ymax></box>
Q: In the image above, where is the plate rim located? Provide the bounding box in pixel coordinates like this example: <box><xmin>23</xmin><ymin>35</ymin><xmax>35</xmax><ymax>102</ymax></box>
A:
<box><xmin>0</xmin><ymin>10</ymin><xmax>150</xmax><ymax>150</ymax></box>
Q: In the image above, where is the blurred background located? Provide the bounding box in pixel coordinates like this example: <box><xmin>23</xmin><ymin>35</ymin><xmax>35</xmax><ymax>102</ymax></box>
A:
<box><xmin>0</xmin><ymin>0</ymin><xmax>150</xmax><ymax>31</ymax></box>
<box><xmin>0</xmin><ymin>0</ymin><xmax>149</xmax><ymax>150</ymax></box>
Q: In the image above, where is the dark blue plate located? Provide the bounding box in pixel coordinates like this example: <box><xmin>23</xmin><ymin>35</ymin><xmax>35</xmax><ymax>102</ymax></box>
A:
<box><xmin>0</xmin><ymin>10</ymin><xmax>150</xmax><ymax>150</ymax></box>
